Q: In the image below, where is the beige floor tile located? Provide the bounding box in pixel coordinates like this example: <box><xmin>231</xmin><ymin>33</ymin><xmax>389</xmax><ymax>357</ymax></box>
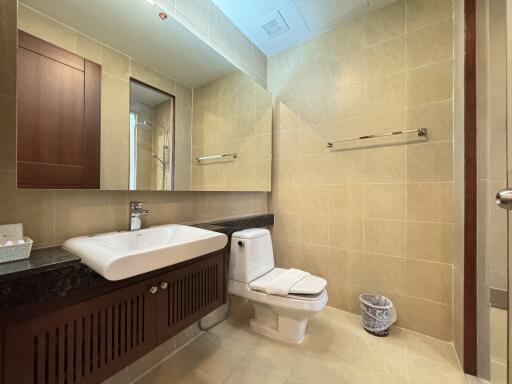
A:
<box><xmin>133</xmin><ymin>306</ymin><xmax>465</xmax><ymax>384</ymax></box>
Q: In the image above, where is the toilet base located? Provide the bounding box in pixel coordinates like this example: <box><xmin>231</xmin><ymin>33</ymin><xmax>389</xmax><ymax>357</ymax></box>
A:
<box><xmin>249</xmin><ymin>302</ymin><xmax>308</xmax><ymax>344</ymax></box>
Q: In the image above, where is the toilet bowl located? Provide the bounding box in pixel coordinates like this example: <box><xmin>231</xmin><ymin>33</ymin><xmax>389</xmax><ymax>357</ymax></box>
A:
<box><xmin>228</xmin><ymin>228</ymin><xmax>328</xmax><ymax>344</ymax></box>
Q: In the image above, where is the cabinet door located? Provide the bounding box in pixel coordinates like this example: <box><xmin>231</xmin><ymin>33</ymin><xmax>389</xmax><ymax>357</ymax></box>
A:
<box><xmin>156</xmin><ymin>251</ymin><xmax>226</xmax><ymax>344</ymax></box>
<box><xmin>17</xmin><ymin>30</ymin><xmax>101</xmax><ymax>189</ymax></box>
<box><xmin>3</xmin><ymin>279</ymin><xmax>158</xmax><ymax>384</ymax></box>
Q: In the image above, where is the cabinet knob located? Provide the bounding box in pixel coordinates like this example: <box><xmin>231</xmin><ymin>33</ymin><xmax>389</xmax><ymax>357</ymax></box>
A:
<box><xmin>160</xmin><ymin>282</ymin><xmax>168</xmax><ymax>290</ymax></box>
<box><xmin>148</xmin><ymin>286</ymin><xmax>158</xmax><ymax>294</ymax></box>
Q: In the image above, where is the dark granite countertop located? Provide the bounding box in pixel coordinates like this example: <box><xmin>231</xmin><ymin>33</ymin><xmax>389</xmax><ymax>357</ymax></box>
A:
<box><xmin>0</xmin><ymin>213</ymin><xmax>273</xmax><ymax>317</ymax></box>
<box><xmin>0</xmin><ymin>247</ymin><xmax>79</xmax><ymax>281</ymax></box>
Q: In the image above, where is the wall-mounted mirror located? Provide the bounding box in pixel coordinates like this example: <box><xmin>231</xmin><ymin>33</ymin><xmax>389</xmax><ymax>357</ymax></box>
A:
<box><xmin>16</xmin><ymin>0</ymin><xmax>272</xmax><ymax>192</ymax></box>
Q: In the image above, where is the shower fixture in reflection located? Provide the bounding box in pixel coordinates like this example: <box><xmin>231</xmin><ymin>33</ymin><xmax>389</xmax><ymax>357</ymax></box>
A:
<box><xmin>136</xmin><ymin>120</ymin><xmax>169</xmax><ymax>191</ymax></box>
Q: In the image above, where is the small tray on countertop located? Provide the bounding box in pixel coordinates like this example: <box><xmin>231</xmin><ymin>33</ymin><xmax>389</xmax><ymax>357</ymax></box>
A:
<box><xmin>0</xmin><ymin>223</ymin><xmax>33</xmax><ymax>264</ymax></box>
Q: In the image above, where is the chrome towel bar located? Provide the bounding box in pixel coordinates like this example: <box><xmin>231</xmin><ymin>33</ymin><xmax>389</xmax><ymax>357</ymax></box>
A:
<box><xmin>196</xmin><ymin>153</ymin><xmax>238</xmax><ymax>163</ymax></box>
<box><xmin>326</xmin><ymin>128</ymin><xmax>428</xmax><ymax>148</ymax></box>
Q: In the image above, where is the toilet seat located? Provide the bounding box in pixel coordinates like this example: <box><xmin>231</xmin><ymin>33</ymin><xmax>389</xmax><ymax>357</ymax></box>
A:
<box><xmin>249</xmin><ymin>268</ymin><xmax>327</xmax><ymax>296</ymax></box>
<box><xmin>229</xmin><ymin>278</ymin><xmax>328</xmax><ymax>308</ymax></box>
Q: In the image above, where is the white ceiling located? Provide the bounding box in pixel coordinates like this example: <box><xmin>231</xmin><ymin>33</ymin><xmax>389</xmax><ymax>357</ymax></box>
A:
<box><xmin>211</xmin><ymin>0</ymin><xmax>396</xmax><ymax>56</ymax></box>
<box><xmin>20</xmin><ymin>0</ymin><xmax>236</xmax><ymax>88</ymax></box>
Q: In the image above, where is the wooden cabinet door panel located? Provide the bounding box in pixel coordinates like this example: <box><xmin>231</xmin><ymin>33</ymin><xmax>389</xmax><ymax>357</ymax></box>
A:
<box><xmin>156</xmin><ymin>251</ymin><xmax>226</xmax><ymax>344</ymax></box>
<box><xmin>18</xmin><ymin>48</ymin><xmax>85</xmax><ymax>165</ymax></box>
<box><xmin>3</xmin><ymin>279</ymin><xmax>158</xmax><ymax>384</ymax></box>
<box><xmin>17</xmin><ymin>31</ymin><xmax>101</xmax><ymax>189</ymax></box>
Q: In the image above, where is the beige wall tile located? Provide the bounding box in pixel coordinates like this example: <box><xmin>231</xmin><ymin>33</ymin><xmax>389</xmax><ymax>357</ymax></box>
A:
<box><xmin>300</xmin><ymin>154</ymin><xmax>330</xmax><ymax>184</ymax></box>
<box><xmin>273</xmin><ymin>129</ymin><xmax>300</xmax><ymax>158</ymax></box>
<box><xmin>300</xmin><ymin>93</ymin><xmax>337</xmax><ymax>125</ymax></box>
<box><xmin>363</xmin><ymin>252</ymin><xmax>407</xmax><ymax>294</ymax></box>
<box><xmin>364</xmin><ymin>0</ymin><xmax>405</xmax><ymax>45</ymax></box>
<box><xmin>406</xmin><ymin>19</ymin><xmax>453</xmax><ymax>69</ymax></box>
<box><xmin>299</xmin><ymin>123</ymin><xmax>331</xmax><ymax>156</ymax></box>
<box><xmin>406</xmin><ymin>221</ymin><xmax>454</xmax><ymax>263</ymax></box>
<box><xmin>101</xmin><ymin>73</ymin><xmax>130</xmax><ymax>190</ymax></box>
<box><xmin>364</xmin><ymin>73</ymin><xmax>405</xmax><ymax>114</ymax></box>
<box><xmin>273</xmin><ymin>102</ymin><xmax>301</xmax><ymax>131</ymax></box>
<box><xmin>268</xmin><ymin>46</ymin><xmax>301</xmax><ymax>81</ymax></box>
<box><xmin>406</xmin><ymin>182</ymin><xmax>453</xmax><ymax>222</ymax></box>
<box><xmin>329</xmin><ymin>18</ymin><xmax>365</xmax><ymax>57</ymax></box>
<box><xmin>272</xmin><ymin>157</ymin><xmax>300</xmax><ymax>186</ymax></box>
<box><xmin>405</xmin><ymin>259</ymin><xmax>452</xmax><ymax>305</ymax></box>
<box><xmin>330</xmin><ymin>51</ymin><xmax>366</xmax><ymax>88</ymax></box>
<box><xmin>75</xmin><ymin>34</ymin><xmax>102</xmax><ymax>63</ymax></box>
<box><xmin>300</xmin><ymin>33</ymin><xmax>329</xmax><ymax>68</ymax></box>
<box><xmin>405</xmin><ymin>0</ymin><xmax>453</xmax><ymax>32</ymax></box>
<box><xmin>395</xmin><ymin>294</ymin><xmax>452</xmax><ymax>340</ymax></box>
<box><xmin>254</xmin><ymin>133</ymin><xmax>272</xmax><ymax>160</ymax></box>
<box><xmin>364</xmin><ymin>146</ymin><xmax>405</xmax><ymax>183</ymax></box>
<box><xmin>267</xmin><ymin>0</ymin><xmax>455</xmax><ymax>341</ymax></box>
<box><xmin>364</xmin><ymin>219</ymin><xmax>405</xmax><ymax>256</ymax></box>
<box><xmin>18</xmin><ymin>4</ymin><xmax>76</xmax><ymax>52</ymax></box>
<box><xmin>300</xmin><ymin>214</ymin><xmax>328</xmax><ymax>244</ymax></box>
<box><xmin>329</xmin><ymin>216</ymin><xmax>364</xmax><ymax>250</ymax></box>
<box><xmin>330</xmin><ymin>150</ymin><xmax>364</xmax><ymax>184</ymax></box>
<box><xmin>329</xmin><ymin>185</ymin><xmax>364</xmax><ymax>217</ymax></box>
<box><xmin>274</xmin><ymin>213</ymin><xmax>300</xmax><ymax>241</ymax></box>
<box><xmin>334</xmin><ymin>84</ymin><xmax>364</xmax><ymax>119</ymax></box>
<box><xmin>365</xmin><ymin>36</ymin><xmax>405</xmax><ymax>79</ymax></box>
<box><xmin>406</xmin><ymin>60</ymin><xmax>453</xmax><ymax>107</ymax></box>
<box><xmin>364</xmin><ymin>184</ymin><xmax>405</xmax><ymax>219</ymax></box>
<box><xmin>406</xmin><ymin>142</ymin><xmax>454</xmax><ymax>182</ymax></box>
<box><xmin>0</xmin><ymin>171</ymin><xmax>55</xmax><ymax>247</ymax></box>
<box><xmin>54</xmin><ymin>190</ymin><xmax>127</xmax><ymax>243</ymax></box>
<box><xmin>101</xmin><ymin>46</ymin><xmax>130</xmax><ymax>77</ymax></box>
<box><xmin>268</xmin><ymin>186</ymin><xmax>299</xmax><ymax>214</ymax></box>
<box><xmin>274</xmin><ymin>238</ymin><xmax>299</xmax><ymax>269</ymax></box>
<box><xmin>299</xmin><ymin>242</ymin><xmax>329</xmax><ymax>278</ymax></box>
<box><xmin>406</xmin><ymin>101</ymin><xmax>453</xmax><ymax>142</ymax></box>
<box><xmin>327</xmin><ymin>249</ymin><xmax>365</xmax><ymax>309</ymax></box>
<box><xmin>300</xmin><ymin>185</ymin><xmax>329</xmax><ymax>214</ymax></box>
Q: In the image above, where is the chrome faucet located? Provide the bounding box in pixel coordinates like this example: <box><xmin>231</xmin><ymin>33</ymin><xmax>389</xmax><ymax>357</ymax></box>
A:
<box><xmin>129</xmin><ymin>201</ymin><xmax>151</xmax><ymax>231</ymax></box>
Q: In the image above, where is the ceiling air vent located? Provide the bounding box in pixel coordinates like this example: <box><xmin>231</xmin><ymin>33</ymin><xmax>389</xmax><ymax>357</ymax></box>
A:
<box><xmin>257</xmin><ymin>10</ymin><xmax>290</xmax><ymax>40</ymax></box>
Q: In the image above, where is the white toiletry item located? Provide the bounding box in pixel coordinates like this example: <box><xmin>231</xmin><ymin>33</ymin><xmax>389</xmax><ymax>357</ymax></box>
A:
<box><xmin>0</xmin><ymin>224</ymin><xmax>33</xmax><ymax>263</ymax></box>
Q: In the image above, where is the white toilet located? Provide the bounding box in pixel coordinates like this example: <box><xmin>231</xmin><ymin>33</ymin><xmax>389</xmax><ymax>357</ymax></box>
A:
<box><xmin>228</xmin><ymin>228</ymin><xmax>328</xmax><ymax>344</ymax></box>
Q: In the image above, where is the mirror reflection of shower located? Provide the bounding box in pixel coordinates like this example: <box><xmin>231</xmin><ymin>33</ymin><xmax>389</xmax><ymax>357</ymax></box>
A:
<box><xmin>129</xmin><ymin>79</ymin><xmax>174</xmax><ymax>191</ymax></box>
<box><xmin>136</xmin><ymin>120</ymin><xmax>169</xmax><ymax>191</ymax></box>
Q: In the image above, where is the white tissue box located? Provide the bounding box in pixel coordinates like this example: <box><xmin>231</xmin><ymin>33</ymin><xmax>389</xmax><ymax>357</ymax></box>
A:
<box><xmin>0</xmin><ymin>224</ymin><xmax>33</xmax><ymax>263</ymax></box>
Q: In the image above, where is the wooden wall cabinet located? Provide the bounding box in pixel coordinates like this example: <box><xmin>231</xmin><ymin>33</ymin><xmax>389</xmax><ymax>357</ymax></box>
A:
<box><xmin>17</xmin><ymin>31</ymin><xmax>101</xmax><ymax>189</ymax></box>
<box><xmin>3</xmin><ymin>251</ymin><xmax>227</xmax><ymax>384</ymax></box>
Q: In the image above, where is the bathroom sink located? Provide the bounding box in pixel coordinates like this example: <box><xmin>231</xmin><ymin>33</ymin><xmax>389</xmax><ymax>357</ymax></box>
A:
<box><xmin>62</xmin><ymin>225</ymin><xmax>228</xmax><ymax>280</ymax></box>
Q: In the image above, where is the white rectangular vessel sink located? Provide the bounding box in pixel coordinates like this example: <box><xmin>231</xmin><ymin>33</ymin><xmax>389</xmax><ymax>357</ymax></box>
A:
<box><xmin>62</xmin><ymin>224</ymin><xmax>228</xmax><ymax>281</ymax></box>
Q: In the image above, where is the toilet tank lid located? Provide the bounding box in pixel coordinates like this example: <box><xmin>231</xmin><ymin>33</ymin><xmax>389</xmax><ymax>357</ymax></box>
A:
<box><xmin>231</xmin><ymin>228</ymin><xmax>270</xmax><ymax>239</ymax></box>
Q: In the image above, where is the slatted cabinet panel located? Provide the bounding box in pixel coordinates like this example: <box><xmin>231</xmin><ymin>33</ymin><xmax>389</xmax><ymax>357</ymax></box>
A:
<box><xmin>156</xmin><ymin>252</ymin><xmax>225</xmax><ymax>344</ymax></box>
<box><xmin>2</xmin><ymin>250</ymin><xmax>228</xmax><ymax>384</ymax></box>
<box><xmin>4</xmin><ymin>279</ymin><xmax>158</xmax><ymax>384</ymax></box>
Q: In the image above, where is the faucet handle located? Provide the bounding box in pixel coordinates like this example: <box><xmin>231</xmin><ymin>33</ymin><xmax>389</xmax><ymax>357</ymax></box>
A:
<box><xmin>130</xmin><ymin>201</ymin><xmax>145</xmax><ymax>209</ymax></box>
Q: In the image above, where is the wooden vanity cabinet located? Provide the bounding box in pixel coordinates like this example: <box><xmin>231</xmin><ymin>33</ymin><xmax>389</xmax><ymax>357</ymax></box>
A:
<box><xmin>156</xmin><ymin>252</ymin><xmax>226</xmax><ymax>344</ymax></box>
<box><xmin>2</xmin><ymin>250</ymin><xmax>227</xmax><ymax>384</ymax></box>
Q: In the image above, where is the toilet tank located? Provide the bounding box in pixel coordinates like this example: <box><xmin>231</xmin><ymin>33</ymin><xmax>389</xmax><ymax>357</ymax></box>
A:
<box><xmin>229</xmin><ymin>228</ymin><xmax>274</xmax><ymax>283</ymax></box>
